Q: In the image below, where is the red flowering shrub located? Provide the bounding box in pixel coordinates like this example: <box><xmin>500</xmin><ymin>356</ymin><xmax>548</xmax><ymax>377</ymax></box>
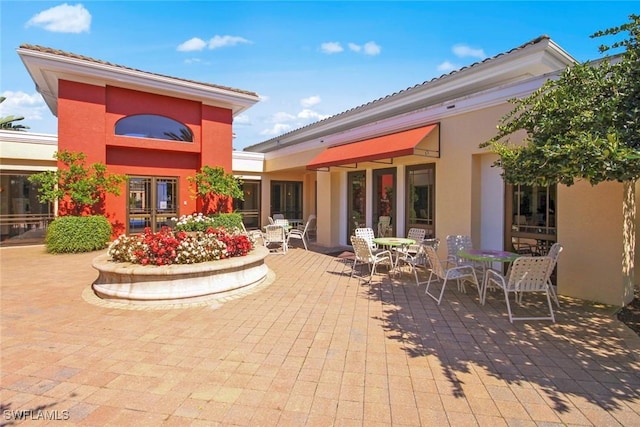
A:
<box><xmin>108</xmin><ymin>226</ymin><xmax>255</xmax><ymax>266</ymax></box>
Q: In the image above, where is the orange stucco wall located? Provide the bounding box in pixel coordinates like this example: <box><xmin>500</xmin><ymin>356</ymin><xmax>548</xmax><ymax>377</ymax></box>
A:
<box><xmin>57</xmin><ymin>80</ymin><xmax>234</xmax><ymax>235</ymax></box>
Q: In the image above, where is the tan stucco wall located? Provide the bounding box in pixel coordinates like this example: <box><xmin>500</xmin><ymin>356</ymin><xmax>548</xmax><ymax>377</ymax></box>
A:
<box><xmin>557</xmin><ymin>180</ymin><xmax>633</xmax><ymax>306</ymax></box>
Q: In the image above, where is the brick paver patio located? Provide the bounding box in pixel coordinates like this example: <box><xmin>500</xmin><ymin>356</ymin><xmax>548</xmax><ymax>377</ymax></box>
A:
<box><xmin>1</xmin><ymin>245</ymin><xmax>639</xmax><ymax>426</ymax></box>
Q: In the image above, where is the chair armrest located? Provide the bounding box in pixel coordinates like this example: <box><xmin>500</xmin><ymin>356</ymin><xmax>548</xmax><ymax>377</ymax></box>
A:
<box><xmin>485</xmin><ymin>269</ymin><xmax>506</xmax><ymax>288</ymax></box>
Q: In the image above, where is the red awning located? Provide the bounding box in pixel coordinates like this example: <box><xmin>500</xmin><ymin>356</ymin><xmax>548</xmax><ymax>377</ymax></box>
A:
<box><xmin>306</xmin><ymin>124</ymin><xmax>438</xmax><ymax>170</ymax></box>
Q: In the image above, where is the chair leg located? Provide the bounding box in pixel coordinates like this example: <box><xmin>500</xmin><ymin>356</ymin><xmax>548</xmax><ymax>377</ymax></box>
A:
<box><xmin>548</xmin><ymin>281</ymin><xmax>560</xmax><ymax>307</ymax></box>
<box><xmin>504</xmin><ymin>289</ymin><xmax>515</xmax><ymax>323</ymax></box>
<box><xmin>545</xmin><ymin>290</ymin><xmax>556</xmax><ymax>322</ymax></box>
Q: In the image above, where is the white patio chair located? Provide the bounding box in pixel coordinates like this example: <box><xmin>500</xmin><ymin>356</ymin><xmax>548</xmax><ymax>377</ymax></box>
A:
<box><xmin>484</xmin><ymin>256</ymin><xmax>555</xmax><ymax>323</ymax></box>
<box><xmin>273</xmin><ymin>213</ymin><xmax>284</xmax><ymax>220</ymax></box>
<box><xmin>377</xmin><ymin>216</ymin><xmax>392</xmax><ymax>237</ymax></box>
<box><xmin>303</xmin><ymin>214</ymin><xmax>317</xmax><ymax>240</ymax></box>
<box><xmin>350</xmin><ymin>235</ymin><xmax>393</xmax><ymax>284</ymax></box>
<box><xmin>404</xmin><ymin>227</ymin><xmax>427</xmax><ymax>255</ymax></box>
<box><xmin>423</xmin><ymin>245</ymin><xmax>480</xmax><ymax>305</ymax></box>
<box><xmin>267</xmin><ymin>216</ymin><xmax>275</xmax><ymax>225</ymax></box>
<box><xmin>263</xmin><ymin>224</ymin><xmax>288</xmax><ymax>254</ymax></box>
<box><xmin>446</xmin><ymin>234</ymin><xmax>474</xmax><ymax>267</ymax></box>
<box><xmin>287</xmin><ymin>215</ymin><xmax>315</xmax><ymax>250</ymax></box>
<box><xmin>543</xmin><ymin>243</ymin><xmax>563</xmax><ymax>307</ymax></box>
<box><xmin>397</xmin><ymin>241</ymin><xmax>431</xmax><ymax>287</ymax></box>
<box><xmin>354</xmin><ymin>227</ymin><xmax>380</xmax><ymax>252</ymax></box>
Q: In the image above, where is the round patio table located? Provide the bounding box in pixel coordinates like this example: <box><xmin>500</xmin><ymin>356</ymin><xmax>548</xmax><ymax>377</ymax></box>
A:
<box><xmin>457</xmin><ymin>249</ymin><xmax>520</xmax><ymax>304</ymax></box>
<box><xmin>373</xmin><ymin>237</ymin><xmax>416</xmax><ymax>274</ymax></box>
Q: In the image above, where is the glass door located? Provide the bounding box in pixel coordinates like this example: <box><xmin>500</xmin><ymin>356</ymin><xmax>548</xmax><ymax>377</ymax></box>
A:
<box><xmin>233</xmin><ymin>180</ymin><xmax>261</xmax><ymax>230</ymax></box>
<box><xmin>373</xmin><ymin>168</ymin><xmax>396</xmax><ymax>237</ymax></box>
<box><xmin>270</xmin><ymin>181</ymin><xmax>302</xmax><ymax>220</ymax></box>
<box><xmin>128</xmin><ymin>177</ymin><xmax>178</xmax><ymax>234</ymax></box>
<box><xmin>347</xmin><ymin>171</ymin><xmax>366</xmax><ymax>240</ymax></box>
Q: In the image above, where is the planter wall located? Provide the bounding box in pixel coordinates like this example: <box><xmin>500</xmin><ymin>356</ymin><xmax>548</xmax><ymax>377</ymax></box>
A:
<box><xmin>92</xmin><ymin>246</ymin><xmax>269</xmax><ymax>305</ymax></box>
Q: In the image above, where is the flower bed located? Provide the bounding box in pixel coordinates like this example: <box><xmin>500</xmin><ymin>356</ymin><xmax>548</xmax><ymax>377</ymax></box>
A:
<box><xmin>92</xmin><ymin>224</ymin><xmax>269</xmax><ymax>305</ymax></box>
<box><xmin>108</xmin><ymin>226</ymin><xmax>253</xmax><ymax>266</ymax></box>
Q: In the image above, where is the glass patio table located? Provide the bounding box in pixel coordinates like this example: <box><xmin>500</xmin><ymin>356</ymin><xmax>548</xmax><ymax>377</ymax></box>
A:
<box><xmin>373</xmin><ymin>237</ymin><xmax>416</xmax><ymax>274</ymax></box>
<box><xmin>457</xmin><ymin>248</ymin><xmax>520</xmax><ymax>304</ymax></box>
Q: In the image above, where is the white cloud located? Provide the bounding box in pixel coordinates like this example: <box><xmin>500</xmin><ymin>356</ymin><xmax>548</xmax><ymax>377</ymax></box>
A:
<box><xmin>321</xmin><ymin>42</ymin><xmax>343</xmax><ymax>54</ymax></box>
<box><xmin>260</xmin><ymin>123</ymin><xmax>292</xmax><ymax>136</ymax></box>
<box><xmin>452</xmin><ymin>44</ymin><xmax>486</xmax><ymax>59</ymax></box>
<box><xmin>208</xmin><ymin>35</ymin><xmax>251</xmax><ymax>49</ymax></box>
<box><xmin>348</xmin><ymin>43</ymin><xmax>361</xmax><ymax>53</ymax></box>
<box><xmin>437</xmin><ymin>61</ymin><xmax>458</xmax><ymax>72</ymax></box>
<box><xmin>25</xmin><ymin>3</ymin><xmax>91</xmax><ymax>33</ymax></box>
<box><xmin>177</xmin><ymin>37</ymin><xmax>207</xmax><ymax>52</ymax></box>
<box><xmin>233</xmin><ymin>114</ymin><xmax>250</xmax><ymax>124</ymax></box>
<box><xmin>0</xmin><ymin>91</ymin><xmax>48</xmax><ymax>120</ymax></box>
<box><xmin>297</xmin><ymin>109</ymin><xmax>329</xmax><ymax>121</ymax></box>
<box><xmin>270</xmin><ymin>112</ymin><xmax>296</xmax><ymax>123</ymax></box>
<box><xmin>363</xmin><ymin>41</ymin><xmax>381</xmax><ymax>56</ymax></box>
<box><xmin>300</xmin><ymin>96</ymin><xmax>321</xmax><ymax>108</ymax></box>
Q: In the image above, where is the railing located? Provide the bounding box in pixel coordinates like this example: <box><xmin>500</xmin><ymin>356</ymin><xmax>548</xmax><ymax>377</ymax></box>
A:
<box><xmin>0</xmin><ymin>213</ymin><xmax>55</xmax><ymax>244</ymax></box>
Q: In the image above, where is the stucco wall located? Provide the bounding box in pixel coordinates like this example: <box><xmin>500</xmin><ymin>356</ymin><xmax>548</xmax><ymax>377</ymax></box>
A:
<box><xmin>557</xmin><ymin>181</ymin><xmax>629</xmax><ymax>305</ymax></box>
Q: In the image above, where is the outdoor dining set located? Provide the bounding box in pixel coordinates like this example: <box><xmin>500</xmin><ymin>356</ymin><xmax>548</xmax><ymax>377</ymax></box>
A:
<box><xmin>348</xmin><ymin>226</ymin><xmax>563</xmax><ymax>324</ymax></box>
<box><xmin>253</xmin><ymin>214</ymin><xmax>562</xmax><ymax>324</ymax></box>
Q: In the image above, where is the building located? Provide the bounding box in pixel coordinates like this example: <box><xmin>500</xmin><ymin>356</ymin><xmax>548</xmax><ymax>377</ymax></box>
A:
<box><xmin>2</xmin><ymin>38</ymin><xmax>638</xmax><ymax>306</ymax></box>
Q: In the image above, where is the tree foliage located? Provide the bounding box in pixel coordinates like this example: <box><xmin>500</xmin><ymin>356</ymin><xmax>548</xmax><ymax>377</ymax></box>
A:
<box><xmin>481</xmin><ymin>14</ymin><xmax>640</xmax><ymax>187</ymax></box>
<box><xmin>188</xmin><ymin>165</ymin><xmax>244</xmax><ymax>213</ymax></box>
<box><xmin>28</xmin><ymin>150</ymin><xmax>127</xmax><ymax>216</ymax></box>
<box><xmin>0</xmin><ymin>96</ymin><xmax>30</xmax><ymax>131</ymax></box>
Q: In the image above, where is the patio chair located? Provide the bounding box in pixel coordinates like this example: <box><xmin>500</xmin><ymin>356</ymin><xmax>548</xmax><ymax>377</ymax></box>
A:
<box><xmin>484</xmin><ymin>256</ymin><xmax>555</xmax><ymax>323</ymax></box>
<box><xmin>263</xmin><ymin>224</ymin><xmax>288</xmax><ymax>254</ymax></box>
<box><xmin>287</xmin><ymin>215</ymin><xmax>315</xmax><ymax>250</ymax></box>
<box><xmin>546</xmin><ymin>243</ymin><xmax>563</xmax><ymax>307</ymax></box>
<box><xmin>354</xmin><ymin>227</ymin><xmax>380</xmax><ymax>253</ymax></box>
<box><xmin>304</xmin><ymin>214</ymin><xmax>317</xmax><ymax>240</ymax></box>
<box><xmin>350</xmin><ymin>235</ymin><xmax>393</xmax><ymax>284</ymax></box>
<box><xmin>268</xmin><ymin>216</ymin><xmax>275</xmax><ymax>225</ymax></box>
<box><xmin>397</xmin><ymin>240</ymin><xmax>431</xmax><ymax>287</ymax></box>
<box><xmin>377</xmin><ymin>216</ymin><xmax>392</xmax><ymax>237</ymax></box>
<box><xmin>423</xmin><ymin>245</ymin><xmax>480</xmax><ymax>305</ymax></box>
<box><xmin>404</xmin><ymin>227</ymin><xmax>427</xmax><ymax>255</ymax></box>
<box><xmin>445</xmin><ymin>234</ymin><xmax>478</xmax><ymax>270</ymax></box>
<box><xmin>273</xmin><ymin>213</ymin><xmax>284</xmax><ymax>220</ymax></box>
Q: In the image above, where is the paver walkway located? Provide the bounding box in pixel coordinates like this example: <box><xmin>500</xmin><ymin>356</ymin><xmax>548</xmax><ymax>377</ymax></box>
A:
<box><xmin>1</xmin><ymin>245</ymin><xmax>639</xmax><ymax>426</ymax></box>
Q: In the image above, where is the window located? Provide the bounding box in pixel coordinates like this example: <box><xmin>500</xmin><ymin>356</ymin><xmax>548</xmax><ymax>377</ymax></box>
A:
<box><xmin>406</xmin><ymin>164</ymin><xmax>435</xmax><ymax>238</ymax></box>
<box><xmin>270</xmin><ymin>181</ymin><xmax>302</xmax><ymax>220</ymax></box>
<box><xmin>234</xmin><ymin>181</ymin><xmax>261</xmax><ymax>230</ymax></box>
<box><xmin>115</xmin><ymin>114</ymin><xmax>193</xmax><ymax>142</ymax></box>
<box><xmin>506</xmin><ymin>184</ymin><xmax>556</xmax><ymax>256</ymax></box>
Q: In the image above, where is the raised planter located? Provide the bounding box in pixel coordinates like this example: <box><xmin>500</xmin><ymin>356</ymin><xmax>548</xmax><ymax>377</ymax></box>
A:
<box><xmin>92</xmin><ymin>245</ymin><xmax>269</xmax><ymax>305</ymax></box>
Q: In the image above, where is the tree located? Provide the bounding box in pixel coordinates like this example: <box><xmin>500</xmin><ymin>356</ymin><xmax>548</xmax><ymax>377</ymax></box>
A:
<box><xmin>0</xmin><ymin>96</ymin><xmax>30</xmax><ymax>131</ymax></box>
<box><xmin>29</xmin><ymin>150</ymin><xmax>127</xmax><ymax>216</ymax></box>
<box><xmin>481</xmin><ymin>15</ymin><xmax>640</xmax><ymax>300</ymax></box>
<box><xmin>188</xmin><ymin>165</ymin><xmax>244</xmax><ymax>214</ymax></box>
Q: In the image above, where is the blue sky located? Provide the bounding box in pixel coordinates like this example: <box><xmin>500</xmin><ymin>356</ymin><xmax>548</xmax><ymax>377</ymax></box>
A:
<box><xmin>1</xmin><ymin>1</ymin><xmax>637</xmax><ymax>150</ymax></box>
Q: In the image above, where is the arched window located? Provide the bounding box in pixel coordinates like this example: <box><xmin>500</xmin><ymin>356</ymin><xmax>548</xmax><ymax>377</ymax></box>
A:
<box><xmin>115</xmin><ymin>114</ymin><xmax>193</xmax><ymax>142</ymax></box>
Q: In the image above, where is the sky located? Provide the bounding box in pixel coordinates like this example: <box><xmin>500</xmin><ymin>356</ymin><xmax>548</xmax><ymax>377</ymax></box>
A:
<box><xmin>0</xmin><ymin>1</ymin><xmax>637</xmax><ymax>150</ymax></box>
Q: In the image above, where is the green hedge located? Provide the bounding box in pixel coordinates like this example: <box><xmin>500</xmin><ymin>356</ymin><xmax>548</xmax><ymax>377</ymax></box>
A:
<box><xmin>45</xmin><ymin>215</ymin><xmax>112</xmax><ymax>253</ymax></box>
<box><xmin>211</xmin><ymin>212</ymin><xmax>244</xmax><ymax>231</ymax></box>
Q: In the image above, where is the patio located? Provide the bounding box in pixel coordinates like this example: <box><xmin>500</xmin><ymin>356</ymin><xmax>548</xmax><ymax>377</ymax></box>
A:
<box><xmin>1</xmin><ymin>245</ymin><xmax>639</xmax><ymax>426</ymax></box>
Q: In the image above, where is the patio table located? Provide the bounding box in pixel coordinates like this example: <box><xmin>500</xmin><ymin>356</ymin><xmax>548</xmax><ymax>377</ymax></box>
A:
<box><xmin>457</xmin><ymin>248</ymin><xmax>519</xmax><ymax>304</ymax></box>
<box><xmin>373</xmin><ymin>237</ymin><xmax>416</xmax><ymax>274</ymax></box>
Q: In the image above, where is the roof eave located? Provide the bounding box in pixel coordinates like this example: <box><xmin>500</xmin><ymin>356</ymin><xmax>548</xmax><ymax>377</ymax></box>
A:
<box><xmin>245</xmin><ymin>36</ymin><xmax>577</xmax><ymax>153</ymax></box>
<box><xmin>17</xmin><ymin>47</ymin><xmax>260</xmax><ymax>117</ymax></box>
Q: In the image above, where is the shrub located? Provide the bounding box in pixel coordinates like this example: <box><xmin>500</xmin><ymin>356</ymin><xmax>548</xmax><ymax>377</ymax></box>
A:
<box><xmin>173</xmin><ymin>212</ymin><xmax>244</xmax><ymax>232</ymax></box>
<box><xmin>46</xmin><ymin>215</ymin><xmax>112</xmax><ymax>253</ymax></box>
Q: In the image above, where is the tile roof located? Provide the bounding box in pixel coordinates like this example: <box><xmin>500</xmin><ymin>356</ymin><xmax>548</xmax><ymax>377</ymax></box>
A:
<box><xmin>18</xmin><ymin>44</ymin><xmax>259</xmax><ymax>98</ymax></box>
<box><xmin>246</xmin><ymin>35</ymin><xmax>552</xmax><ymax>149</ymax></box>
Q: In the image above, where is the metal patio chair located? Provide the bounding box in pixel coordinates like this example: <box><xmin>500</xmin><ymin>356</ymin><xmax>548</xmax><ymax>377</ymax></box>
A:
<box><xmin>350</xmin><ymin>235</ymin><xmax>393</xmax><ymax>284</ymax></box>
<box><xmin>423</xmin><ymin>245</ymin><xmax>480</xmax><ymax>305</ymax></box>
<box><xmin>484</xmin><ymin>255</ymin><xmax>555</xmax><ymax>323</ymax></box>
